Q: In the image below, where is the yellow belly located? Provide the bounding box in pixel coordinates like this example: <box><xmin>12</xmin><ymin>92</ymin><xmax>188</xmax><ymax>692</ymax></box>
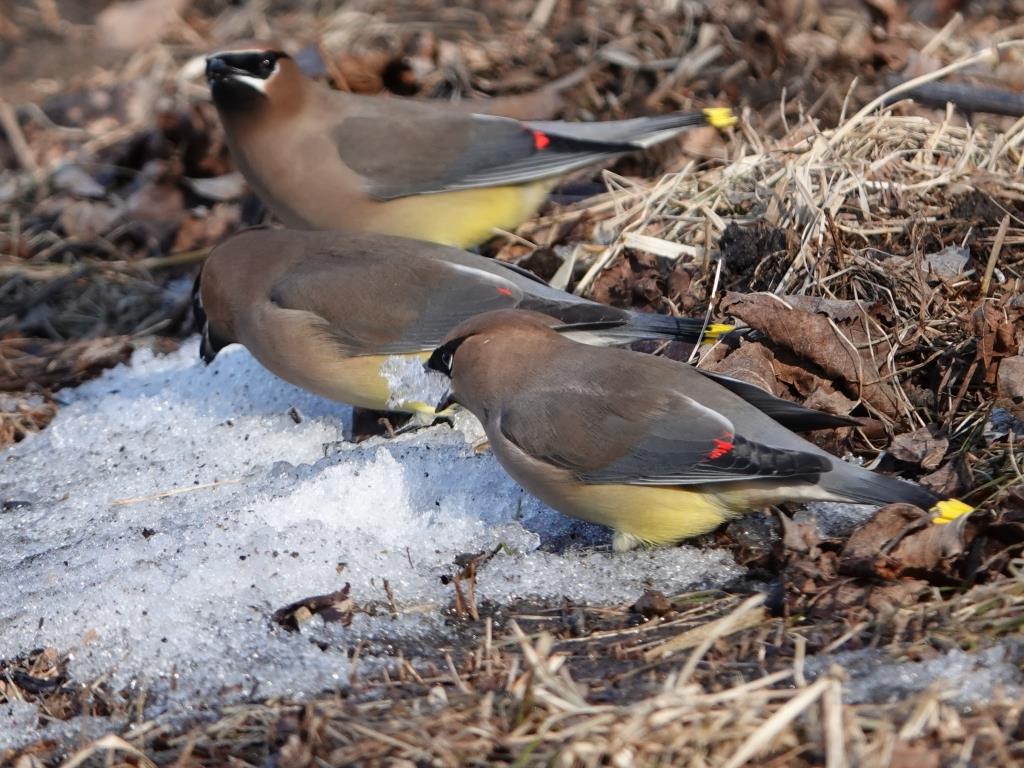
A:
<box><xmin>267</xmin><ymin>351</ymin><xmax>439</xmax><ymax>415</ymax></box>
<box><xmin>365</xmin><ymin>181</ymin><xmax>555</xmax><ymax>248</ymax></box>
<box><xmin>527</xmin><ymin>479</ymin><xmax>833</xmax><ymax>550</ymax></box>
<box><xmin>556</xmin><ymin>484</ymin><xmax>739</xmax><ymax>547</ymax></box>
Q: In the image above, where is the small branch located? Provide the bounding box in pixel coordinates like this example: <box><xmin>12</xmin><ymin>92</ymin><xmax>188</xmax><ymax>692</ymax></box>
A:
<box><xmin>0</xmin><ymin>98</ymin><xmax>39</xmax><ymax>175</ymax></box>
<box><xmin>981</xmin><ymin>214</ymin><xmax>1011</xmax><ymax>296</ymax></box>
<box><xmin>111</xmin><ymin>479</ymin><xmax>242</xmax><ymax>507</ymax></box>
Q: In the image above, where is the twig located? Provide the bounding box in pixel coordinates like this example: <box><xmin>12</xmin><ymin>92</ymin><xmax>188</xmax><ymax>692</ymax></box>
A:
<box><xmin>981</xmin><ymin>214</ymin><xmax>1010</xmax><ymax>295</ymax></box>
<box><xmin>527</xmin><ymin>0</ymin><xmax>559</xmax><ymax>33</ymax></box>
<box><xmin>722</xmin><ymin>677</ymin><xmax>832</xmax><ymax>768</ymax></box>
<box><xmin>111</xmin><ymin>479</ymin><xmax>242</xmax><ymax>506</ymax></box>
<box><xmin>826</xmin><ymin>40</ymin><xmax>1024</xmax><ymax>151</ymax></box>
<box><xmin>0</xmin><ymin>98</ymin><xmax>39</xmax><ymax>175</ymax></box>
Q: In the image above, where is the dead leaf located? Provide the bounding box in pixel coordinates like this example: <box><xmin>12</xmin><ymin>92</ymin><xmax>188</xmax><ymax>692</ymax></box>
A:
<box><xmin>591</xmin><ymin>252</ymin><xmax>663</xmax><ymax>309</ymax></box>
<box><xmin>997</xmin><ymin>356</ymin><xmax>1024</xmax><ymax>400</ymax></box>
<box><xmin>802</xmin><ymin>386</ymin><xmax>858</xmax><ymax>420</ymax></box>
<box><xmin>780</xmin><ymin>295</ymin><xmax>872</xmax><ymax>323</ymax></box>
<box><xmin>840</xmin><ymin>504</ymin><xmax>926</xmax><ymax>579</ymax></box>
<box><xmin>631</xmin><ymin>590</ymin><xmax>672</xmax><ymax>619</ymax></box>
<box><xmin>889</xmin><ymin>427</ymin><xmax>949</xmax><ymax>471</ymax></box>
<box><xmin>866</xmin><ymin>579</ymin><xmax>929</xmax><ymax>613</ymax></box>
<box><xmin>778</xmin><ymin>512</ymin><xmax>820</xmax><ymax>554</ymax></box>
<box><xmin>971</xmin><ymin>303</ymin><xmax>1021</xmax><ymax>385</ymax></box>
<box><xmin>273</xmin><ymin>584</ymin><xmax>352</xmax><ymax>631</ymax></box>
<box><xmin>709</xmin><ymin>341</ymin><xmax>782</xmax><ymax>395</ymax></box>
<box><xmin>839</xmin><ymin>504</ymin><xmax>975</xmax><ymax>580</ymax></box>
<box><xmin>919</xmin><ymin>460</ymin><xmax>965</xmax><ymax>497</ymax></box>
<box><xmin>721</xmin><ymin>292</ymin><xmax>903</xmax><ymax>418</ymax></box>
<box><xmin>889</xmin><ymin>515</ymin><xmax>970</xmax><ymax>572</ymax></box>
<box><xmin>923</xmin><ymin>244</ymin><xmax>969</xmax><ymax>279</ymax></box>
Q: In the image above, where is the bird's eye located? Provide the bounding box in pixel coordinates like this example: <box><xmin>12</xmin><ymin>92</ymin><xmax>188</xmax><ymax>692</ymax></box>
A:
<box><xmin>261</xmin><ymin>58</ymin><xmax>273</xmax><ymax>73</ymax></box>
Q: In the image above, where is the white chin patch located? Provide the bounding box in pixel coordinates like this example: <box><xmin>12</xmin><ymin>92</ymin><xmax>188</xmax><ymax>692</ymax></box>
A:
<box><xmin>231</xmin><ymin>74</ymin><xmax>268</xmax><ymax>93</ymax></box>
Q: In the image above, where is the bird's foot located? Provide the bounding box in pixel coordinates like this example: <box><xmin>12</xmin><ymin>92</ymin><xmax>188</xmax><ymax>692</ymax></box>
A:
<box><xmin>612</xmin><ymin>531</ymin><xmax>645</xmax><ymax>552</ymax></box>
<box><xmin>389</xmin><ymin>411</ymin><xmax>451</xmax><ymax>437</ymax></box>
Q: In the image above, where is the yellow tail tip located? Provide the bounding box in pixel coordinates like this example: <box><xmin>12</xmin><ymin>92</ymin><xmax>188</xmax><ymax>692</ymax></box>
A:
<box><xmin>703</xmin><ymin>107</ymin><xmax>737</xmax><ymax>129</ymax></box>
<box><xmin>930</xmin><ymin>498</ymin><xmax>973</xmax><ymax>525</ymax></box>
<box><xmin>702</xmin><ymin>323</ymin><xmax>735</xmax><ymax>342</ymax></box>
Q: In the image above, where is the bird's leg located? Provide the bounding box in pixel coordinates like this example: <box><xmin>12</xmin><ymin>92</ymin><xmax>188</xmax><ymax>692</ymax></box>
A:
<box><xmin>377</xmin><ymin>416</ymin><xmax>399</xmax><ymax>439</ymax></box>
<box><xmin>389</xmin><ymin>411</ymin><xmax>447</xmax><ymax>436</ymax></box>
<box><xmin>612</xmin><ymin>531</ymin><xmax>645</xmax><ymax>552</ymax></box>
<box><xmin>349</xmin><ymin>407</ymin><xmax>411</xmax><ymax>442</ymax></box>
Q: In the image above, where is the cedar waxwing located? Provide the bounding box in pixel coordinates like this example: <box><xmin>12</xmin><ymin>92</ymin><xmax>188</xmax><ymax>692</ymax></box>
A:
<box><xmin>426</xmin><ymin>310</ymin><xmax>972</xmax><ymax>551</ymax></box>
<box><xmin>204</xmin><ymin>49</ymin><xmax>736</xmax><ymax>247</ymax></box>
<box><xmin>193</xmin><ymin>228</ymin><xmax>736</xmax><ymax>414</ymax></box>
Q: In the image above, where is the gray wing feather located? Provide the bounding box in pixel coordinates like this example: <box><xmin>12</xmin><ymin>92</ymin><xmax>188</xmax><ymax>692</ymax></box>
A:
<box><xmin>269</xmin><ymin>250</ymin><xmax>526</xmax><ymax>356</ymax></box>
<box><xmin>333</xmin><ymin>105</ymin><xmax>709</xmax><ymax>199</ymax></box>
<box><xmin>500</xmin><ymin>371</ymin><xmax>828</xmax><ymax>487</ymax></box>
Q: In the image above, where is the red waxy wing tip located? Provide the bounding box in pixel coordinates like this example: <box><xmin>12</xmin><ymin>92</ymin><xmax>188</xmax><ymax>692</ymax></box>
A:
<box><xmin>707</xmin><ymin>435</ymin><xmax>734</xmax><ymax>460</ymax></box>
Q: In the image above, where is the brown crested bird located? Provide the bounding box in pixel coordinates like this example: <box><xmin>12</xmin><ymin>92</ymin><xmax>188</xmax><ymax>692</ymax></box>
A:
<box><xmin>204</xmin><ymin>49</ymin><xmax>736</xmax><ymax>247</ymax></box>
<box><xmin>193</xmin><ymin>228</ymin><xmax>736</xmax><ymax>415</ymax></box>
<box><xmin>426</xmin><ymin>310</ymin><xmax>972</xmax><ymax>551</ymax></box>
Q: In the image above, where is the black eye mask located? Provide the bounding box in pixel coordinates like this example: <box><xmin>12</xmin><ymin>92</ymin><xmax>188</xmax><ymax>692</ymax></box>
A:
<box><xmin>425</xmin><ymin>336</ymin><xmax>469</xmax><ymax>378</ymax></box>
<box><xmin>206</xmin><ymin>50</ymin><xmax>289</xmax><ymax>81</ymax></box>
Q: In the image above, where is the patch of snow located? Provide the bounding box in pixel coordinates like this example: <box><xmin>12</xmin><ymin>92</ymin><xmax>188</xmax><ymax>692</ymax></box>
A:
<box><xmin>0</xmin><ymin>340</ymin><xmax>742</xmax><ymax>749</ymax></box>
<box><xmin>379</xmin><ymin>353</ymin><xmax>450</xmax><ymax>411</ymax></box>
<box><xmin>800</xmin><ymin>501</ymin><xmax>877</xmax><ymax>538</ymax></box>
<box><xmin>807</xmin><ymin>642</ymin><xmax>1024</xmax><ymax>708</ymax></box>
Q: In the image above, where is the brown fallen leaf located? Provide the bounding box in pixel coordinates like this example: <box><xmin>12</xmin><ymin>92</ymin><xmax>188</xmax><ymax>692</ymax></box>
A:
<box><xmin>865</xmin><ymin>579</ymin><xmax>930</xmax><ymax>614</ymax></box>
<box><xmin>889</xmin><ymin>426</ymin><xmax>949</xmax><ymax>471</ymax></box>
<box><xmin>591</xmin><ymin>251</ymin><xmax>664</xmax><ymax>309</ymax></box>
<box><xmin>777</xmin><ymin>511</ymin><xmax>821</xmax><ymax>554</ymax></box>
<box><xmin>918</xmin><ymin>459</ymin><xmax>966</xmax><ymax>498</ymax></box>
<box><xmin>273</xmin><ymin>584</ymin><xmax>352</xmax><ymax>632</ymax></box>
<box><xmin>630</xmin><ymin>590</ymin><xmax>673</xmax><ymax>619</ymax></box>
<box><xmin>839</xmin><ymin>503</ymin><xmax>975</xmax><ymax>581</ymax></box>
<box><xmin>721</xmin><ymin>292</ymin><xmax>903</xmax><ymax>419</ymax></box>
<box><xmin>801</xmin><ymin>386</ymin><xmax>858</xmax><ymax>420</ymax></box>
<box><xmin>997</xmin><ymin>355</ymin><xmax>1024</xmax><ymax>400</ymax></box>
<box><xmin>708</xmin><ymin>341</ymin><xmax>782</xmax><ymax>396</ymax></box>
<box><xmin>971</xmin><ymin>302</ymin><xmax>1022</xmax><ymax>386</ymax></box>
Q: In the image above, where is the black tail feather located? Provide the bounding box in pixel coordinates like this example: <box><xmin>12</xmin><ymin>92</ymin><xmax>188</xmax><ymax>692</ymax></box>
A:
<box><xmin>823</xmin><ymin>463</ymin><xmax>940</xmax><ymax>510</ymax></box>
<box><xmin>619</xmin><ymin>312</ymin><xmax>720</xmax><ymax>345</ymax></box>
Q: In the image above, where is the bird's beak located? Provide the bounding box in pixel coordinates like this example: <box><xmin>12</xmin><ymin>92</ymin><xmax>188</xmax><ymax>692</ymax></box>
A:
<box><xmin>435</xmin><ymin>389</ymin><xmax>457</xmax><ymax>413</ymax></box>
<box><xmin>205</xmin><ymin>55</ymin><xmax>231</xmax><ymax>83</ymax></box>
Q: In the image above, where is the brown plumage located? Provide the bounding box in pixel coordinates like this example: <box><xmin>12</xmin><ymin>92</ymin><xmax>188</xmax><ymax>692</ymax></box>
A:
<box><xmin>205</xmin><ymin>49</ymin><xmax>735</xmax><ymax>247</ymax></box>
<box><xmin>194</xmin><ymin>228</ymin><xmax>735</xmax><ymax>414</ymax></box>
<box><xmin>426</xmin><ymin>310</ymin><xmax>972</xmax><ymax>550</ymax></box>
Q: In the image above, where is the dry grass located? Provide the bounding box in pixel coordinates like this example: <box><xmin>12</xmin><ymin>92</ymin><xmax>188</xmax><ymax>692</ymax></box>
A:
<box><xmin>6</xmin><ymin>562</ymin><xmax>1019</xmax><ymax>767</ymax></box>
